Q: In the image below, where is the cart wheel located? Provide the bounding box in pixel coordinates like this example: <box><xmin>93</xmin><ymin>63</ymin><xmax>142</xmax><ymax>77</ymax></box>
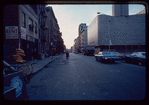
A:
<box><xmin>24</xmin><ymin>75</ymin><xmax>30</xmax><ymax>84</ymax></box>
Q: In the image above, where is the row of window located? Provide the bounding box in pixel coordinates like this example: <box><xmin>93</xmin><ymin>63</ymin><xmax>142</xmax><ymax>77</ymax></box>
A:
<box><xmin>22</xmin><ymin>12</ymin><xmax>37</xmax><ymax>33</ymax></box>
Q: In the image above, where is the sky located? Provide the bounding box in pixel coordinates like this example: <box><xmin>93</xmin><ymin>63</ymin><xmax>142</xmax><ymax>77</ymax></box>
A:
<box><xmin>46</xmin><ymin>4</ymin><xmax>145</xmax><ymax>49</ymax></box>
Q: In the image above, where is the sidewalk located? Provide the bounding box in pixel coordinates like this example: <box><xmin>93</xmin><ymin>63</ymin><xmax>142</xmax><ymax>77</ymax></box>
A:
<box><xmin>26</xmin><ymin>54</ymin><xmax>63</xmax><ymax>74</ymax></box>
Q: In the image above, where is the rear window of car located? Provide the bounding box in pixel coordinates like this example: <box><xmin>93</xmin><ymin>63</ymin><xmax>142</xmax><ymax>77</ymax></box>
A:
<box><xmin>142</xmin><ymin>53</ymin><xmax>145</xmax><ymax>56</ymax></box>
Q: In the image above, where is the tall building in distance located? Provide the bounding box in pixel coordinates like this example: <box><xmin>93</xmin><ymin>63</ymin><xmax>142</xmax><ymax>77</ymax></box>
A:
<box><xmin>78</xmin><ymin>23</ymin><xmax>88</xmax><ymax>53</ymax></box>
<box><xmin>112</xmin><ymin>4</ymin><xmax>129</xmax><ymax>16</ymax></box>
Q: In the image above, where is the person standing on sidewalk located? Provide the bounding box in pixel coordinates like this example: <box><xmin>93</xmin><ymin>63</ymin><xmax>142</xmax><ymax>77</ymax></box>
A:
<box><xmin>32</xmin><ymin>49</ymin><xmax>38</xmax><ymax>63</ymax></box>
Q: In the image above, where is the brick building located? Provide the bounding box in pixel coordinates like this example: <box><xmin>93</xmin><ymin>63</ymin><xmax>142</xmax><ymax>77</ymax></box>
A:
<box><xmin>46</xmin><ymin>6</ymin><xmax>64</xmax><ymax>55</ymax></box>
<box><xmin>30</xmin><ymin>4</ymin><xmax>49</xmax><ymax>59</ymax></box>
<box><xmin>4</xmin><ymin>5</ymin><xmax>38</xmax><ymax>63</ymax></box>
<box><xmin>4</xmin><ymin>5</ymin><xmax>65</xmax><ymax>63</ymax></box>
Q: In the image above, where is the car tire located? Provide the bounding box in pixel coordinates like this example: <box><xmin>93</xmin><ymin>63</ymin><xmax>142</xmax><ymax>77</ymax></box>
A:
<box><xmin>123</xmin><ymin>60</ymin><xmax>127</xmax><ymax>63</ymax></box>
<box><xmin>138</xmin><ymin>60</ymin><xmax>142</xmax><ymax>66</ymax></box>
<box><xmin>96</xmin><ymin>58</ymin><xmax>98</xmax><ymax>61</ymax></box>
<box><xmin>98</xmin><ymin>58</ymin><xmax>101</xmax><ymax>62</ymax></box>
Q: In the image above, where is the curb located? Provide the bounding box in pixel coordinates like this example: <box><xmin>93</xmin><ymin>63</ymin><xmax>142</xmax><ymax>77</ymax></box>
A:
<box><xmin>31</xmin><ymin>55</ymin><xmax>63</xmax><ymax>76</ymax></box>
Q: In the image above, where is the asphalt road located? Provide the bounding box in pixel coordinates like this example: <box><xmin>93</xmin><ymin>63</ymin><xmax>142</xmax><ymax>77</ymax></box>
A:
<box><xmin>26</xmin><ymin>53</ymin><xmax>146</xmax><ymax>100</ymax></box>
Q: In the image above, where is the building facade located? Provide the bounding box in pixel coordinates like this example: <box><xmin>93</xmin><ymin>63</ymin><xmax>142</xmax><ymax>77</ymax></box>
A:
<box><xmin>33</xmin><ymin>4</ymin><xmax>48</xmax><ymax>59</ymax></box>
<box><xmin>79</xmin><ymin>24</ymin><xmax>88</xmax><ymax>53</ymax></box>
<box><xmin>77</xmin><ymin>23</ymin><xmax>88</xmax><ymax>53</ymax></box>
<box><xmin>4</xmin><ymin>5</ymin><xmax>64</xmax><ymax>63</ymax></box>
<box><xmin>4</xmin><ymin>5</ymin><xmax>38</xmax><ymax>63</ymax></box>
<box><xmin>74</xmin><ymin>37</ymin><xmax>80</xmax><ymax>53</ymax></box>
<box><xmin>88</xmin><ymin>5</ymin><xmax>145</xmax><ymax>53</ymax></box>
<box><xmin>30</xmin><ymin>5</ymin><xmax>64</xmax><ymax>59</ymax></box>
<box><xmin>73</xmin><ymin>38</ymin><xmax>77</xmax><ymax>53</ymax></box>
<box><xmin>46</xmin><ymin>6</ymin><xmax>64</xmax><ymax>56</ymax></box>
<box><xmin>38</xmin><ymin>5</ymin><xmax>48</xmax><ymax>59</ymax></box>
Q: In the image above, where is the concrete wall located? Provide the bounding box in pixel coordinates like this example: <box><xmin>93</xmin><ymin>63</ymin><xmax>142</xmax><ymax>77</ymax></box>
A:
<box><xmin>88</xmin><ymin>16</ymin><xmax>98</xmax><ymax>46</ymax></box>
<box><xmin>97</xmin><ymin>15</ymin><xmax>111</xmax><ymax>45</ymax></box>
<box><xmin>124</xmin><ymin>14</ymin><xmax>145</xmax><ymax>45</ymax></box>
<box><xmin>83</xmin><ymin>27</ymin><xmax>88</xmax><ymax>47</ymax></box>
<box><xmin>88</xmin><ymin>14</ymin><xmax>145</xmax><ymax>47</ymax></box>
<box><xmin>105</xmin><ymin>14</ymin><xmax>145</xmax><ymax>45</ymax></box>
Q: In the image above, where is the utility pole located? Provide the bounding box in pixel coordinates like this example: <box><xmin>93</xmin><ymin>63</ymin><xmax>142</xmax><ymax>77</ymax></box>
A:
<box><xmin>19</xmin><ymin>31</ymin><xmax>21</xmax><ymax>49</ymax></box>
<box><xmin>108</xmin><ymin>20</ymin><xmax>111</xmax><ymax>51</ymax></box>
<box><xmin>51</xmin><ymin>42</ymin><xmax>53</xmax><ymax>59</ymax></box>
<box><xmin>109</xmin><ymin>40</ymin><xmax>111</xmax><ymax>51</ymax></box>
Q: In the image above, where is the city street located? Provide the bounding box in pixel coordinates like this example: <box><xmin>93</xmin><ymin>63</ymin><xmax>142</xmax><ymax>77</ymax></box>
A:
<box><xmin>26</xmin><ymin>53</ymin><xmax>146</xmax><ymax>100</ymax></box>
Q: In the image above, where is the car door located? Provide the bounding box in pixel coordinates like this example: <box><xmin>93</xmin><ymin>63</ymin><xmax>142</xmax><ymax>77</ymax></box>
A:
<box><xmin>131</xmin><ymin>53</ymin><xmax>138</xmax><ymax>63</ymax></box>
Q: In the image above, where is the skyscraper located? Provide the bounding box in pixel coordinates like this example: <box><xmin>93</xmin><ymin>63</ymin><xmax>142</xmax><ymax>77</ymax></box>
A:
<box><xmin>112</xmin><ymin>4</ymin><xmax>129</xmax><ymax>16</ymax></box>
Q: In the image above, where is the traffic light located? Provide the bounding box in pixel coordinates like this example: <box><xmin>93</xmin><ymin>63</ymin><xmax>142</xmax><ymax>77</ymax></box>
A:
<box><xmin>12</xmin><ymin>48</ymin><xmax>25</xmax><ymax>64</ymax></box>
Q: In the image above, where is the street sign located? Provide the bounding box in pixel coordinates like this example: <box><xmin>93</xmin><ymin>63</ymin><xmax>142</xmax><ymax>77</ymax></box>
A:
<box><xmin>5</xmin><ymin>26</ymin><xmax>18</xmax><ymax>39</ymax></box>
<box><xmin>21</xmin><ymin>27</ymin><xmax>26</xmax><ymax>40</ymax></box>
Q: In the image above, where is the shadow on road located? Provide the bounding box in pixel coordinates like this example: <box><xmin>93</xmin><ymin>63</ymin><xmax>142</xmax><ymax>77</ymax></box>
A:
<box><xmin>97</xmin><ymin>61</ymin><xmax>119</xmax><ymax>64</ymax></box>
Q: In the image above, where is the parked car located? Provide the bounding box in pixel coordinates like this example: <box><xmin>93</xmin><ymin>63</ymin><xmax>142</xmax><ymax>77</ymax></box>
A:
<box><xmin>112</xmin><ymin>52</ymin><xmax>125</xmax><ymax>60</ymax></box>
<box><xmin>83</xmin><ymin>49</ymin><xmax>94</xmax><ymax>56</ymax></box>
<box><xmin>95</xmin><ymin>51</ymin><xmax>120</xmax><ymax>63</ymax></box>
<box><xmin>123</xmin><ymin>52</ymin><xmax>146</xmax><ymax>66</ymax></box>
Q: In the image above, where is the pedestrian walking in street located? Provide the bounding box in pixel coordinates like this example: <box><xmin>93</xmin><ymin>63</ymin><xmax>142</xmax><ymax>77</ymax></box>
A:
<box><xmin>66</xmin><ymin>51</ymin><xmax>69</xmax><ymax>59</ymax></box>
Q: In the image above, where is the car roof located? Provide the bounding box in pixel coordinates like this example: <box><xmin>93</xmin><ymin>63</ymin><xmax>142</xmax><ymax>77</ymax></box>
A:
<box><xmin>99</xmin><ymin>51</ymin><xmax>113</xmax><ymax>54</ymax></box>
<box><xmin>99</xmin><ymin>51</ymin><xmax>119</xmax><ymax>53</ymax></box>
<box><xmin>132</xmin><ymin>52</ymin><xmax>145</xmax><ymax>53</ymax></box>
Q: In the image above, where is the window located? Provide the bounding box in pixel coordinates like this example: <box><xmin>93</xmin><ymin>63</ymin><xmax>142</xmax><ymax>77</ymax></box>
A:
<box><xmin>131</xmin><ymin>52</ymin><xmax>138</xmax><ymax>56</ymax></box>
<box><xmin>29</xmin><ymin>17</ymin><xmax>34</xmax><ymax>31</ymax></box>
<box><xmin>22</xmin><ymin>12</ymin><xmax>26</xmax><ymax>28</ymax></box>
<box><xmin>142</xmin><ymin>52</ymin><xmax>146</xmax><ymax>56</ymax></box>
<box><xmin>98</xmin><ymin>52</ymin><xmax>102</xmax><ymax>55</ymax></box>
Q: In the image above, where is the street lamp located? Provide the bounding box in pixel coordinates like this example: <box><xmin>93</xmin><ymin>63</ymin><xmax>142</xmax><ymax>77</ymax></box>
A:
<box><xmin>97</xmin><ymin>12</ymin><xmax>105</xmax><ymax>15</ymax></box>
<box><xmin>108</xmin><ymin>20</ymin><xmax>111</xmax><ymax>51</ymax></box>
<box><xmin>97</xmin><ymin>12</ymin><xmax>101</xmax><ymax>14</ymax></box>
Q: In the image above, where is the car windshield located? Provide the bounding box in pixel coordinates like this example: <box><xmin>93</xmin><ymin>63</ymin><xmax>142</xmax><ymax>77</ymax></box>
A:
<box><xmin>102</xmin><ymin>52</ymin><xmax>112</xmax><ymax>55</ymax></box>
<box><xmin>131</xmin><ymin>52</ymin><xmax>137</xmax><ymax>55</ymax></box>
<box><xmin>113</xmin><ymin>52</ymin><xmax>120</xmax><ymax>54</ymax></box>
